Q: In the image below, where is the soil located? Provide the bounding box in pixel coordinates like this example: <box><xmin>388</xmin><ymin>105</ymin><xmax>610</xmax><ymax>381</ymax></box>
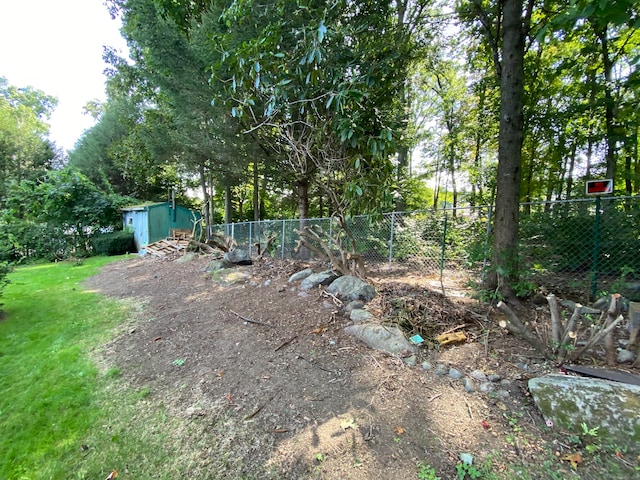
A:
<box><xmin>85</xmin><ymin>254</ymin><xmax>636</xmax><ymax>479</ymax></box>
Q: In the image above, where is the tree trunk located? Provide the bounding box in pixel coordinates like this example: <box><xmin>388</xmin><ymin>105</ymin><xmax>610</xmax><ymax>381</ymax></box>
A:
<box><xmin>297</xmin><ymin>176</ymin><xmax>311</xmax><ymax>259</ymax></box>
<box><xmin>198</xmin><ymin>162</ymin><xmax>210</xmax><ymax>229</ymax></box>
<box><xmin>595</xmin><ymin>25</ymin><xmax>617</xmax><ymax>182</ymax></box>
<box><xmin>486</xmin><ymin>0</ymin><xmax>526</xmax><ymax>299</ymax></box>
<box><xmin>224</xmin><ymin>184</ymin><xmax>233</xmax><ymax>224</ymax></box>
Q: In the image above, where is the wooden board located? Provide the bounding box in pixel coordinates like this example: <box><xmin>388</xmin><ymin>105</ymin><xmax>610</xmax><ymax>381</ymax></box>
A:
<box><xmin>144</xmin><ymin>239</ymin><xmax>189</xmax><ymax>257</ymax></box>
<box><xmin>564</xmin><ymin>365</ymin><xmax>640</xmax><ymax>386</ymax></box>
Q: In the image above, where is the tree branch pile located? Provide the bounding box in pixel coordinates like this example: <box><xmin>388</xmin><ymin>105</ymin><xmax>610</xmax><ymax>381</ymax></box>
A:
<box><xmin>496</xmin><ymin>293</ymin><xmax>625</xmax><ymax>365</ymax></box>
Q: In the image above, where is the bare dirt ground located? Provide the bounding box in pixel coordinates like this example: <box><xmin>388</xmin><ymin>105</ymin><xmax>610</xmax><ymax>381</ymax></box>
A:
<box><xmin>84</xmin><ymin>255</ymin><xmax>637</xmax><ymax>479</ymax></box>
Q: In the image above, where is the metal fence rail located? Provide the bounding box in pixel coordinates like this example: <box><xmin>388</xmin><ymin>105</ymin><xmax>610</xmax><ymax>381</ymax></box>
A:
<box><xmin>209</xmin><ymin>196</ymin><xmax>640</xmax><ymax>300</ymax></box>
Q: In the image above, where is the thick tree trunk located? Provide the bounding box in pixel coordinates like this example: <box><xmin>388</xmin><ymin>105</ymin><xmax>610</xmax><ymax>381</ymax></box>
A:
<box><xmin>595</xmin><ymin>25</ymin><xmax>617</xmax><ymax>182</ymax></box>
<box><xmin>297</xmin><ymin>176</ymin><xmax>311</xmax><ymax>259</ymax></box>
<box><xmin>224</xmin><ymin>184</ymin><xmax>233</xmax><ymax>224</ymax></box>
<box><xmin>486</xmin><ymin>0</ymin><xmax>526</xmax><ymax>299</ymax></box>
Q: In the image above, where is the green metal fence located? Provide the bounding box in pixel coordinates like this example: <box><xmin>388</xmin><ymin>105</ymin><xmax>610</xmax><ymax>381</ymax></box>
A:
<box><xmin>209</xmin><ymin>196</ymin><xmax>640</xmax><ymax>300</ymax></box>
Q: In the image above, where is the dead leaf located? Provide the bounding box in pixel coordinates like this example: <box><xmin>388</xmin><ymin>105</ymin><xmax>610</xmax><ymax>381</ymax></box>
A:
<box><xmin>217</xmin><ymin>370</ymin><xmax>225</xmax><ymax>378</ymax></box>
<box><xmin>395</xmin><ymin>426</ymin><xmax>405</xmax><ymax>435</ymax></box>
<box><xmin>105</xmin><ymin>471</ymin><xmax>118</xmax><ymax>480</ymax></box>
<box><xmin>561</xmin><ymin>452</ymin><xmax>582</xmax><ymax>469</ymax></box>
<box><xmin>310</xmin><ymin>326</ymin><xmax>328</xmax><ymax>335</ymax></box>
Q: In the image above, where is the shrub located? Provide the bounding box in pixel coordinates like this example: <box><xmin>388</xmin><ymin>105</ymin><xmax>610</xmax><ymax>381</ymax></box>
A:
<box><xmin>92</xmin><ymin>231</ymin><xmax>135</xmax><ymax>256</ymax></box>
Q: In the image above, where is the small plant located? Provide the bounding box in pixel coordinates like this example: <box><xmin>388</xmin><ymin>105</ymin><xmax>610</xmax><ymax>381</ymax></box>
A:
<box><xmin>456</xmin><ymin>461</ymin><xmax>483</xmax><ymax>479</ymax></box>
<box><xmin>172</xmin><ymin>358</ymin><xmax>186</xmax><ymax>366</ymax></box>
<box><xmin>417</xmin><ymin>462</ymin><xmax>440</xmax><ymax>480</ymax></box>
<box><xmin>580</xmin><ymin>422</ymin><xmax>599</xmax><ymax>437</ymax></box>
<box><xmin>315</xmin><ymin>452</ymin><xmax>324</xmax><ymax>463</ymax></box>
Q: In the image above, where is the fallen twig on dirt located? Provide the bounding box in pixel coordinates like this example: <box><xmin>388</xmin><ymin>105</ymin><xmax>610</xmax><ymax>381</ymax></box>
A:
<box><xmin>243</xmin><ymin>395</ymin><xmax>275</xmax><ymax>421</ymax></box>
<box><xmin>229</xmin><ymin>310</ymin><xmax>273</xmax><ymax>327</ymax></box>
<box><xmin>274</xmin><ymin>335</ymin><xmax>297</xmax><ymax>351</ymax></box>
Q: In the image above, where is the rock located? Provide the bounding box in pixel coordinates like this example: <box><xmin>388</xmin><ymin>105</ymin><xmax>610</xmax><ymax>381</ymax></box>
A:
<box><xmin>288</xmin><ymin>268</ymin><xmax>314</xmax><ymax>283</ymax></box>
<box><xmin>297</xmin><ymin>291</ymin><xmax>310</xmax><ymax>298</ymax></box>
<box><xmin>531</xmin><ymin>293</ymin><xmax>547</xmax><ymax>305</ymax></box>
<box><xmin>462</xmin><ymin>377</ymin><xmax>476</xmax><ymax>393</ymax></box>
<box><xmin>500</xmin><ymin>379</ymin><xmax>512</xmax><ymax>387</ymax></box>
<box><xmin>470</xmin><ymin>370</ymin><xmax>487</xmax><ymax>382</ymax></box>
<box><xmin>494</xmin><ymin>389</ymin><xmax>510</xmax><ymax>400</ymax></box>
<box><xmin>350</xmin><ymin>309</ymin><xmax>373</xmax><ymax>323</ymax></box>
<box><xmin>449</xmin><ymin>368</ymin><xmax>464</xmax><ymax>380</ymax></box>
<box><xmin>209</xmin><ymin>269</ymin><xmax>251</xmax><ymax>286</ymax></box>
<box><xmin>344</xmin><ymin>324</ymin><xmax>417</xmax><ymax>356</ymax></box>
<box><xmin>487</xmin><ymin>374</ymin><xmax>501</xmax><ymax>382</ymax></box>
<box><xmin>326</xmin><ymin>276</ymin><xmax>376</xmax><ymax>302</ymax></box>
<box><xmin>529</xmin><ymin>374</ymin><xmax>640</xmax><ymax>451</ymax></box>
<box><xmin>561</xmin><ymin>299</ymin><xmax>601</xmax><ymax>315</ymax></box>
<box><xmin>344</xmin><ymin>300</ymin><xmax>365</xmax><ymax>313</ymax></box>
<box><xmin>479</xmin><ymin>382</ymin><xmax>494</xmax><ymax>393</ymax></box>
<box><xmin>421</xmin><ymin>361</ymin><xmax>433</xmax><ymax>371</ymax></box>
<box><xmin>176</xmin><ymin>252</ymin><xmax>197</xmax><ymax>263</ymax></box>
<box><xmin>617</xmin><ymin>349</ymin><xmax>636</xmax><ymax>364</ymax></box>
<box><xmin>204</xmin><ymin>259</ymin><xmax>233</xmax><ymax>272</ymax></box>
<box><xmin>322</xmin><ymin>301</ymin><xmax>335</xmax><ymax>310</ymax></box>
<box><xmin>223</xmin><ymin>249</ymin><xmax>252</xmax><ymax>265</ymax></box>
<box><xmin>300</xmin><ymin>270</ymin><xmax>340</xmax><ymax>291</ymax></box>
<box><xmin>403</xmin><ymin>355</ymin><xmax>417</xmax><ymax>367</ymax></box>
<box><xmin>434</xmin><ymin>364</ymin><xmax>449</xmax><ymax>376</ymax></box>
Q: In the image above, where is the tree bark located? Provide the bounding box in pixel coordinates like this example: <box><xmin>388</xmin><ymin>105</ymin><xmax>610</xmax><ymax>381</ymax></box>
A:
<box><xmin>486</xmin><ymin>0</ymin><xmax>527</xmax><ymax>299</ymax></box>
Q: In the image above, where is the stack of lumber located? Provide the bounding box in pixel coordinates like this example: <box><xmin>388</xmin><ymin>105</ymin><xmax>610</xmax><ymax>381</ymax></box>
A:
<box><xmin>144</xmin><ymin>230</ymin><xmax>192</xmax><ymax>257</ymax></box>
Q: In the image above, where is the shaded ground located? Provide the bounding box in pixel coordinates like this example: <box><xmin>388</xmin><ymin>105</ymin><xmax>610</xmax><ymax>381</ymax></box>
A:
<box><xmin>85</xmin><ymin>255</ymin><xmax>636</xmax><ymax>479</ymax></box>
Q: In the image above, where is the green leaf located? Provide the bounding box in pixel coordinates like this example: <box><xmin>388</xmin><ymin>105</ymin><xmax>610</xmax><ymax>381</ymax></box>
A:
<box><xmin>254</xmin><ymin>62</ymin><xmax>261</xmax><ymax>73</ymax></box>
<box><xmin>355</xmin><ymin>185</ymin><xmax>363</xmax><ymax>196</ymax></box>
<box><xmin>318</xmin><ymin>21</ymin><xmax>327</xmax><ymax>42</ymax></box>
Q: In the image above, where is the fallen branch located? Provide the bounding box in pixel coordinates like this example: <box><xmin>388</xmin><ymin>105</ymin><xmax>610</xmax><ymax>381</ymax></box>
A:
<box><xmin>497</xmin><ymin>301</ymin><xmax>553</xmax><ymax>360</ymax></box>
<box><xmin>274</xmin><ymin>335</ymin><xmax>298</xmax><ymax>352</ymax></box>
<box><xmin>229</xmin><ymin>310</ymin><xmax>273</xmax><ymax>327</ymax></box>
<box><xmin>189</xmin><ymin>239</ymin><xmax>216</xmax><ymax>254</ymax></box>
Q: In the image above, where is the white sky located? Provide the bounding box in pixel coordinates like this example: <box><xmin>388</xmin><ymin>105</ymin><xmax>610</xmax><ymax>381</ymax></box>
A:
<box><xmin>0</xmin><ymin>0</ymin><xmax>129</xmax><ymax>153</ymax></box>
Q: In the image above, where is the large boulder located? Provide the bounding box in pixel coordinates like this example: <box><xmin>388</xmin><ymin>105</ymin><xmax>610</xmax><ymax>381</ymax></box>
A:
<box><xmin>223</xmin><ymin>249</ymin><xmax>252</xmax><ymax>265</ymax></box>
<box><xmin>300</xmin><ymin>270</ymin><xmax>340</xmax><ymax>291</ymax></box>
<box><xmin>528</xmin><ymin>374</ymin><xmax>640</xmax><ymax>451</ymax></box>
<box><xmin>326</xmin><ymin>275</ymin><xmax>376</xmax><ymax>302</ymax></box>
<box><xmin>344</xmin><ymin>324</ymin><xmax>417</xmax><ymax>356</ymax></box>
<box><xmin>288</xmin><ymin>268</ymin><xmax>314</xmax><ymax>283</ymax></box>
<box><xmin>204</xmin><ymin>259</ymin><xmax>233</xmax><ymax>272</ymax></box>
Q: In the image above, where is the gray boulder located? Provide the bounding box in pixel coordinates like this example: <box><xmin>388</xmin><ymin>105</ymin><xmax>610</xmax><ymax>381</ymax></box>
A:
<box><xmin>344</xmin><ymin>324</ymin><xmax>417</xmax><ymax>356</ymax></box>
<box><xmin>326</xmin><ymin>275</ymin><xmax>376</xmax><ymax>302</ymax></box>
<box><xmin>350</xmin><ymin>309</ymin><xmax>373</xmax><ymax>323</ymax></box>
<box><xmin>204</xmin><ymin>259</ymin><xmax>233</xmax><ymax>272</ymax></box>
<box><xmin>288</xmin><ymin>268</ymin><xmax>314</xmax><ymax>283</ymax></box>
<box><xmin>529</xmin><ymin>374</ymin><xmax>640</xmax><ymax>450</ymax></box>
<box><xmin>300</xmin><ymin>270</ymin><xmax>340</xmax><ymax>291</ymax></box>
<box><xmin>223</xmin><ymin>249</ymin><xmax>252</xmax><ymax>265</ymax></box>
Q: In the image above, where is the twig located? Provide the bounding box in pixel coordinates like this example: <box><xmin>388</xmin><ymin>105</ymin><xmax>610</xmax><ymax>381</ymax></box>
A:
<box><xmin>464</xmin><ymin>397</ymin><xmax>474</xmax><ymax>420</ymax></box>
<box><xmin>497</xmin><ymin>301</ymin><xmax>553</xmax><ymax>359</ymax></box>
<box><xmin>321</xmin><ymin>290</ymin><xmax>344</xmax><ymax>307</ymax></box>
<box><xmin>440</xmin><ymin>323</ymin><xmax>467</xmax><ymax>335</ymax></box>
<box><xmin>243</xmin><ymin>395</ymin><xmax>275</xmax><ymax>421</ymax></box>
<box><xmin>547</xmin><ymin>294</ymin><xmax>562</xmax><ymax>348</ymax></box>
<box><xmin>428</xmin><ymin>393</ymin><xmax>443</xmax><ymax>402</ymax></box>
<box><xmin>297</xmin><ymin>355</ymin><xmax>336</xmax><ymax>373</ymax></box>
<box><xmin>229</xmin><ymin>310</ymin><xmax>273</xmax><ymax>327</ymax></box>
<box><xmin>573</xmin><ymin>314</ymin><xmax>625</xmax><ymax>360</ymax></box>
<box><xmin>274</xmin><ymin>335</ymin><xmax>297</xmax><ymax>351</ymax></box>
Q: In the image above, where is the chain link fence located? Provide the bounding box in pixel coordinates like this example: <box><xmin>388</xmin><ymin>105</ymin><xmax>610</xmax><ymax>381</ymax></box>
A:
<box><xmin>209</xmin><ymin>196</ymin><xmax>640</xmax><ymax>300</ymax></box>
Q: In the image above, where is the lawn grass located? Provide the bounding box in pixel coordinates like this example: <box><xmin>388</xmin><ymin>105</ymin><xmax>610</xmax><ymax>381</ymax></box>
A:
<box><xmin>0</xmin><ymin>256</ymin><xmax>130</xmax><ymax>479</ymax></box>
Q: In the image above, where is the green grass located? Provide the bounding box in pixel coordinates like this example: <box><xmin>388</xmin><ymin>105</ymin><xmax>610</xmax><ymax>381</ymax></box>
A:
<box><xmin>0</xmin><ymin>257</ymin><xmax>129</xmax><ymax>479</ymax></box>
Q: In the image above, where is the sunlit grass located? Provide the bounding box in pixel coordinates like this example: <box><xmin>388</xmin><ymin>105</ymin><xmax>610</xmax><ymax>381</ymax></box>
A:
<box><xmin>0</xmin><ymin>257</ymin><xmax>128</xmax><ymax>479</ymax></box>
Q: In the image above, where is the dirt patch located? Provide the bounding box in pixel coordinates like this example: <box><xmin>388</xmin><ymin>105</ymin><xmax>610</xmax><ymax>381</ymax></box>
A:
<box><xmin>85</xmin><ymin>255</ymin><xmax>635</xmax><ymax>479</ymax></box>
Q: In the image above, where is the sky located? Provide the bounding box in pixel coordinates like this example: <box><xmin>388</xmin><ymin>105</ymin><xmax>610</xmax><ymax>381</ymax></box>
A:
<box><xmin>0</xmin><ymin>0</ymin><xmax>129</xmax><ymax>153</ymax></box>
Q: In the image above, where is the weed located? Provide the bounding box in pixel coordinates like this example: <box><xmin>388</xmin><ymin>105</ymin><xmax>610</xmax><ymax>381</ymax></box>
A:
<box><xmin>172</xmin><ymin>358</ymin><xmax>186</xmax><ymax>366</ymax></box>
<box><xmin>417</xmin><ymin>462</ymin><xmax>441</xmax><ymax>480</ymax></box>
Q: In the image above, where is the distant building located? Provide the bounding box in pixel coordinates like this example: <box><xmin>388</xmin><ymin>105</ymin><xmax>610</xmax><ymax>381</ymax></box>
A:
<box><xmin>121</xmin><ymin>202</ymin><xmax>200</xmax><ymax>252</ymax></box>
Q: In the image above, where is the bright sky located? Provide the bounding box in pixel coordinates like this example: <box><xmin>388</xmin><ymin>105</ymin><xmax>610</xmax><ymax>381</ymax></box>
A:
<box><xmin>0</xmin><ymin>0</ymin><xmax>129</xmax><ymax>153</ymax></box>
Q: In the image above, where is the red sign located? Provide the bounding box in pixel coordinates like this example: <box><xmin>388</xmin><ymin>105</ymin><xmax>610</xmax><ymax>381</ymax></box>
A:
<box><xmin>586</xmin><ymin>179</ymin><xmax>613</xmax><ymax>195</ymax></box>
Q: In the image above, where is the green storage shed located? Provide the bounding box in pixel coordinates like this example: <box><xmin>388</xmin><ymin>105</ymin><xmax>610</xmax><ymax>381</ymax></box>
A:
<box><xmin>121</xmin><ymin>202</ymin><xmax>200</xmax><ymax>252</ymax></box>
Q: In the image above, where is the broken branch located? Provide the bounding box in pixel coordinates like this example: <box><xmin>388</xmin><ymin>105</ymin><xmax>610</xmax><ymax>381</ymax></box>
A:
<box><xmin>229</xmin><ymin>310</ymin><xmax>273</xmax><ymax>327</ymax></box>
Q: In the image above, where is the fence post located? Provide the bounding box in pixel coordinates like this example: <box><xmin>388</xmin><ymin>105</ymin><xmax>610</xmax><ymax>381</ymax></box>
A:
<box><xmin>440</xmin><ymin>211</ymin><xmax>448</xmax><ymax>280</ymax></box>
<box><xmin>388</xmin><ymin>212</ymin><xmax>395</xmax><ymax>268</ymax></box>
<box><xmin>281</xmin><ymin>220</ymin><xmax>286</xmax><ymax>259</ymax></box>
<box><xmin>248</xmin><ymin>222</ymin><xmax>253</xmax><ymax>256</ymax></box>
<box><xmin>591</xmin><ymin>196</ymin><xmax>602</xmax><ymax>299</ymax></box>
